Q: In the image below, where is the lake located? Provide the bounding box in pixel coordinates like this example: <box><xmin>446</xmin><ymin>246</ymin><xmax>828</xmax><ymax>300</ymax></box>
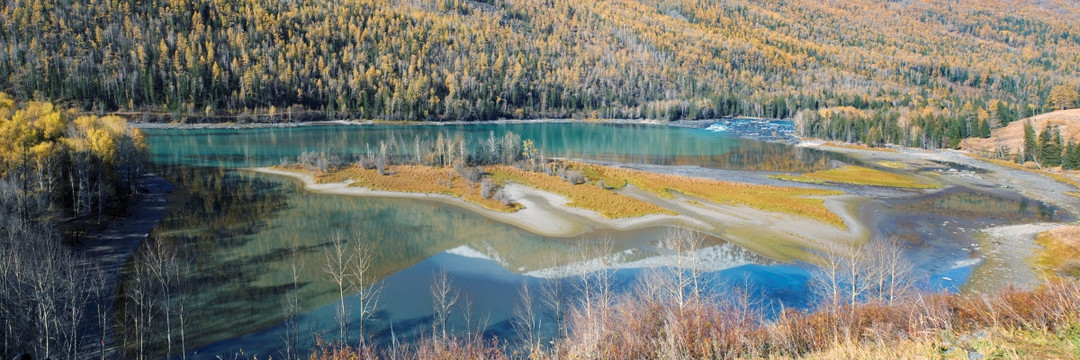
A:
<box><xmin>134</xmin><ymin>122</ymin><xmax>1065</xmax><ymax>359</ymax></box>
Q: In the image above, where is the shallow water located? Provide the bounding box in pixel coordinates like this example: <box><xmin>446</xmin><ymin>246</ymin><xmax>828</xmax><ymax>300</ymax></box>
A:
<box><xmin>131</xmin><ymin>122</ymin><xmax>1067</xmax><ymax>359</ymax></box>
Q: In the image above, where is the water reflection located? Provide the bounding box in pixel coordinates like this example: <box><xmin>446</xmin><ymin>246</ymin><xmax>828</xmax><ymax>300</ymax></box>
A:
<box><xmin>192</xmin><ymin>250</ymin><xmax>806</xmax><ymax>359</ymax></box>
<box><xmin>142</xmin><ymin>123</ymin><xmax>850</xmax><ymax>172</ymax></box>
<box><xmin>137</xmin><ymin>166</ymin><xmax>774</xmax><ymax>356</ymax></box>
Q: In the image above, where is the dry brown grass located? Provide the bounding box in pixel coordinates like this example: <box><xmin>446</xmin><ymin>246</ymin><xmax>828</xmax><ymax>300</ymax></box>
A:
<box><xmin>571</xmin><ymin>161</ymin><xmax>846</xmax><ymax>227</ymax></box>
<box><xmin>551</xmin><ymin>280</ymin><xmax>1080</xmax><ymax>359</ymax></box>
<box><xmin>785</xmin><ymin>325</ymin><xmax>1080</xmax><ymax>360</ymax></box>
<box><xmin>962</xmin><ymin>109</ymin><xmax>1080</xmax><ymax>157</ymax></box>
<box><xmin>821</xmin><ymin>141</ymin><xmax>901</xmax><ymax>153</ymax></box>
<box><xmin>486</xmin><ymin>165</ymin><xmax>677</xmax><ymax>219</ymax></box>
<box><xmin>1036</xmin><ymin>226</ymin><xmax>1080</xmax><ymax>279</ymax></box>
<box><xmin>313</xmin><ymin>280</ymin><xmax>1080</xmax><ymax>360</ymax></box>
<box><xmin>773</xmin><ymin>165</ymin><xmax>940</xmax><ymax>189</ymax></box>
<box><xmin>275</xmin><ymin>164</ymin><xmax>522</xmax><ymax>212</ymax></box>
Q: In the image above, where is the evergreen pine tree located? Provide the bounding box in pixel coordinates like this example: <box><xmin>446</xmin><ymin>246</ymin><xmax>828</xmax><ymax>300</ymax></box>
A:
<box><xmin>1038</xmin><ymin>125</ymin><xmax>1062</xmax><ymax>167</ymax></box>
<box><xmin>1065</xmin><ymin>142</ymin><xmax>1079</xmax><ymax>170</ymax></box>
<box><xmin>978</xmin><ymin>118</ymin><xmax>991</xmax><ymax>138</ymax></box>
<box><xmin>1023</xmin><ymin>120</ymin><xmax>1038</xmax><ymax>162</ymax></box>
<box><xmin>1069</xmin><ymin>143</ymin><xmax>1080</xmax><ymax>170</ymax></box>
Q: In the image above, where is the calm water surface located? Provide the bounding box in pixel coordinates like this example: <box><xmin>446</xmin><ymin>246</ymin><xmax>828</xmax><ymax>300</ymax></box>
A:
<box><xmin>133</xmin><ymin>122</ymin><xmax>1065</xmax><ymax>359</ymax></box>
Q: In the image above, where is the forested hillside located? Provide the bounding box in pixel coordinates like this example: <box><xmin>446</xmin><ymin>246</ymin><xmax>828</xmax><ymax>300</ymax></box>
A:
<box><xmin>0</xmin><ymin>93</ymin><xmax>147</xmax><ymax>358</ymax></box>
<box><xmin>1</xmin><ymin>0</ymin><xmax>1079</xmax><ymax>145</ymax></box>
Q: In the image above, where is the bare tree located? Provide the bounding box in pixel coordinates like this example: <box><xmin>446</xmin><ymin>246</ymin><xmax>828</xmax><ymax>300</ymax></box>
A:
<box><xmin>567</xmin><ymin>239</ymin><xmax>616</xmax><ymax>358</ymax></box>
<box><xmin>121</xmin><ymin>250</ymin><xmax>154</xmax><ymax>360</ymax></box>
<box><xmin>142</xmin><ymin>239</ymin><xmax>179</xmax><ymax>359</ymax></box>
<box><xmin>323</xmin><ymin>232</ymin><xmax>356</xmax><ymax>346</ymax></box>
<box><xmin>811</xmin><ymin>236</ymin><xmax>915</xmax><ymax>309</ymax></box>
<box><xmin>660</xmin><ymin>228</ymin><xmax>706</xmax><ymax>310</ymax></box>
<box><xmin>485</xmin><ymin>130</ymin><xmax>500</xmax><ymax>164</ymax></box>
<box><xmin>574</xmin><ymin>240</ymin><xmax>615</xmax><ymax>329</ymax></box>
<box><xmin>351</xmin><ymin>236</ymin><xmax>382</xmax><ymax>347</ymax></box>
<box><xmin>280</xmin><ymin>243</ymin><xmax>304</xmax><ymax>360</ymax></box>
<box><xmin>430</xmin><ymin>269</ymin><xmax>459</xmax><ymax>342</ymax></box>
<box><xmin>513</xmin><ymin>282</ymin><xmax>543</xmax><ymax>355</ymax></box>
<box><xmin>863</xmin><ymin>237</ymin><xmax>916</xmax><ymax>305</ymax></box>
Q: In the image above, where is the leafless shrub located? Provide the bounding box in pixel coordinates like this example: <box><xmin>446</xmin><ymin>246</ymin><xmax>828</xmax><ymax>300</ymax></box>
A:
<box><xmin>565</xmin><ymin>170</ymin><xmax>585</xmax><ymax>185</ymax></box>
<box><xmin>455</xmin><ymin>165</ymin><xmax>482</xmax><ymax>183</ymax></box>
<box><xmin>357</xmin><ymin>156</ymin><xmax>377</xmax><ymax>170</ymax></box>
<box><xmin>480</xmin><ymin>178</ymin><xmax>498</xmax><ymax>199</ymax></box>
<box><xmin>430</xmin><ymin>270</ymin><xmax>459</xmax><ymax>342</ymax></box>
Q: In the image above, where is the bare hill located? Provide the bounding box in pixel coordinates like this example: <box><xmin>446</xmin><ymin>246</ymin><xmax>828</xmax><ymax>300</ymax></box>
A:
<box><xmin>962</xmin><ymin>109</ymin><xmax>1080</xmax><ymax>157</ymax></box>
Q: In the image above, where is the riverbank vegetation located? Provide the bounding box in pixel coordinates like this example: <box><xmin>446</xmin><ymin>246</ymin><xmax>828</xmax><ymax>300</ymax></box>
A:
<box><xmin>1036</xmin><ymin>226</ymin><xmax>1080</xmax><ymax>279</ymax></box>
<box><xmin>0</xmin><ymin>94</ymin><xmax>149</xmax><ymax>359</ymax></box>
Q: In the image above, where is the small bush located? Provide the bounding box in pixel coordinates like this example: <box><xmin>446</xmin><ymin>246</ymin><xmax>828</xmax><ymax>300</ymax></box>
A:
<box><xmin>480</xmin><ymin>178</ymin><xmax>498</xmax><ymax>199</ymax></box>
<box><xmin>357</xmin><ymin>157</ymin><xmax>377</xmax><ymax>170</ymax></box>
<box><xmin>566</xmin><ymin>170</ymin><xmax>586</xmax><ymax>185</ymax></box>
<box><xmin>456</xmin><ymin>164</ymin><xmax>483</xmax><ymax>183</ymax></box>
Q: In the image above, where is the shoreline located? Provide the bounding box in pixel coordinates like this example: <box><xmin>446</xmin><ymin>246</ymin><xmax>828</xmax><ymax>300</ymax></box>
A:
<box><xmin>133</xmin><ymin>118</ymin><xmax>724</xmax><ymax>130</ymax></box>
<box><xmin>964</xmin><ymin>223</ymin><xmax>1067</xmax><ymax>294</ymax></box>
<box><xmin>249</xmin><ymin>166</ymin><xmax>867</xmax><ymax>261</ymax></box>
<box><xmin>73</xmin><ymin>174</ymin><xmax>175</xmax><ymax>357</ymax></box>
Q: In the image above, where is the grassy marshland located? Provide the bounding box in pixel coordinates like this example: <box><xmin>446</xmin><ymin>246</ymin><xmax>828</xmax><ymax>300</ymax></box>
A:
<box><xmin>771</xmin><ymin>165</ymin><xmax>940</xmax><ymax>189</ymax></box>
<box><xmin>569</xmin><ymin>161</ymin><xmax>847</xmax><ymax>227</ymax></box>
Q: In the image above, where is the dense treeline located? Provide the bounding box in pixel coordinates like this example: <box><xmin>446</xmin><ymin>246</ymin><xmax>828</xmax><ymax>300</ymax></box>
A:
<box><xmin>0</xmin><ymin>93</ymin><xmax>147</xmax><ymax>359</ymax></box>
<box><xmin>1</xmin><ymin>0</ymin><xmax>1078</xmax><ymax>131</ymax></box>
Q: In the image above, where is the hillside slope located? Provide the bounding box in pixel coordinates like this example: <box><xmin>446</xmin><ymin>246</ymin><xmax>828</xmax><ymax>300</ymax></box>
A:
<box><xmin>1</xmin><ymin>0</ymin><xmax>1078</xmax><ymax>124</ymax></box>
<box><xmin>962</xmin><ymin>108</ymin><xmax>1080</xmax><ymax>156</ymax></box>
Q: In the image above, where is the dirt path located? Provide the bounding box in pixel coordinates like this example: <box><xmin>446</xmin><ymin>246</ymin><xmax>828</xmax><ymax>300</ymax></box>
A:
<box><xmin>74</xmin><ymin>174</ymin><xmax>174</xmax><ymax>358</ymax></box>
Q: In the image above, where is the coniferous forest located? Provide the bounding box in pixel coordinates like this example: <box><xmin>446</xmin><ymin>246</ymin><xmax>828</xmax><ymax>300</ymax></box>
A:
<box><xmin>5</xmin><ymin>1</ymin><xmax>1080</xmax><ymax>359</ymax></box>
<box><xmin>1</xmin><ymin>0</ymin><xmax>1079</xmax><ymax>147</ymax></box>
